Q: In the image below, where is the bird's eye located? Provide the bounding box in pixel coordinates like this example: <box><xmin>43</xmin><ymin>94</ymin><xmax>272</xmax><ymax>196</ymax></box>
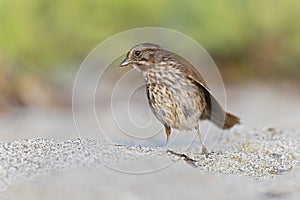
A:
<box><xmin>134</xmin><ymin>50</ymin><xmax>141</xmax><ymax>56</ymax></box>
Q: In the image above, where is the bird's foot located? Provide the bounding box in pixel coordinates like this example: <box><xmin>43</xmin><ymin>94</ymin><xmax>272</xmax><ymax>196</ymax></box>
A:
<box><xmin>201</xmin><ymin>147</ymin><xmax>210</xmax><ymax>158</ymax></box>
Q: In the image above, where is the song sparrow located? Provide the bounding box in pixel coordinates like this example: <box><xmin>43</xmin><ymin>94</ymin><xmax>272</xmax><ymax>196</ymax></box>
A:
<box><xmin>119</xmin><ymin>43</ymin><xmax>240</xmax><ymax>156</ymax></box>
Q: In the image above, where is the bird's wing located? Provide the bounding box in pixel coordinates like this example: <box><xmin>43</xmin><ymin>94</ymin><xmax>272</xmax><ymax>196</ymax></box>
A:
<box><xmin>168</xmin><ymin>52</ymin><xmax>239</xmax><ymax>128</ymax></box>
<box><xmin>173</xmin><ymin>54</ymin><xmax>230</xmax><ymax>127</ymax></box>
<box><xmin>184</xmin><ymin>64</ymin><xmax>240</xmax><ymax>129</ymax></box>
<box><xmin>173</xmin><ymin>54</ymin><xmax>208</xmax><ymax>87</ymax></box>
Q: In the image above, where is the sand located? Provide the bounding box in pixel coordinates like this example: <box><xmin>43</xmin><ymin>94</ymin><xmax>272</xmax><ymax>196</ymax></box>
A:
<box><xmin>0</xmin><ymin>128</ymin><xmax>299</xmax><ymax>199</ymax></box>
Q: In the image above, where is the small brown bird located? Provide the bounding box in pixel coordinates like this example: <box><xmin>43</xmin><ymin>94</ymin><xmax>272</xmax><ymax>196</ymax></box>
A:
<box><xmin>119</xmin><ymin>43</ymin><xmax>240</xmax><ymax>156</ymax></box>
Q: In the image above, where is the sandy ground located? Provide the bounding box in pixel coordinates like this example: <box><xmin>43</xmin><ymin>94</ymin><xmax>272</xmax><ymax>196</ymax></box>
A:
<box><xmin>0</xmin><ymin>128</ymin><xmax>299</xmax><ymax>200</ymax></box>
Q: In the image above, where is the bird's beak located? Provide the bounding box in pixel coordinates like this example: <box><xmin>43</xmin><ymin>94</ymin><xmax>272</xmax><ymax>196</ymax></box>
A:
<box><xmin>119</xmin><ymin>57</ymin><xmax>131</xmax><ymax>67</ymax></box>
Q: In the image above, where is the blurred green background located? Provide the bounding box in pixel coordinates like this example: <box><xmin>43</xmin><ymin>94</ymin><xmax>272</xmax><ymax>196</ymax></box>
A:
<box><xmin>0</xmin><ymin>0</ymin><xmax>300</xmax><ymax>109</ymax></box>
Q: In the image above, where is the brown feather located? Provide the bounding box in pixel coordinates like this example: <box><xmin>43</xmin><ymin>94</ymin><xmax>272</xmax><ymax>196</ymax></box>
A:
<box><xmin>173</xmin><ymin>53</ymin><xmax>240</xmax><ymax>129</ymax></box>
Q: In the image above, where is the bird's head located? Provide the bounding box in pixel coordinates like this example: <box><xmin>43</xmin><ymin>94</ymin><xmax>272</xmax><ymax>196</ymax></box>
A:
<box><xmin>119</xmin><ymin>43</ymin><xmax>167</xmax><ymax>72</ymax></box>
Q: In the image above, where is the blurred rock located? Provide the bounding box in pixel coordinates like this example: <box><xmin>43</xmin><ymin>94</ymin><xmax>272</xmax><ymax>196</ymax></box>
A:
<box><xmin>17</xmin><ymin>73</ymin><xmax>70</xmax><ymax>109</ymax></box>
<box><xmin>0</xmin><ymin>67</ymin><xmax>24</xmax><ymax>111</ymax></box>
<box><xmin>0</xmin><ymin>66</ymin><xmax>70</xmax><ymax>113</ymax></box>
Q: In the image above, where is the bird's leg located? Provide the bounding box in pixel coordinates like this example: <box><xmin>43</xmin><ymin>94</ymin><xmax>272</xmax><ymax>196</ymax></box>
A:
<box><xmin>195</xmin><ymin>124</ymin><xmax>209</xmax><ymax>157</ymax></box>
<box><xmin>165</xmin><ymin>126</ymin><xmax>171</xmax><ymax>146</ymax></box>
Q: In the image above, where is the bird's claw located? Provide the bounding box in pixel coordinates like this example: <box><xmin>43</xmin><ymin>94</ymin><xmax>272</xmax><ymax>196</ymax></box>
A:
<box><xmin>202</xmin><ymin>147</ymin><xmax>209</xmax><ymax>158</ymax></box>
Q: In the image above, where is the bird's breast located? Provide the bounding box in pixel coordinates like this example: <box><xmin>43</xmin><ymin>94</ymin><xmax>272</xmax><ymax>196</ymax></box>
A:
<box><xmin>145</xmin><ymin>67</ymin><xmax>205</xmax><ymax>130</ymax></box>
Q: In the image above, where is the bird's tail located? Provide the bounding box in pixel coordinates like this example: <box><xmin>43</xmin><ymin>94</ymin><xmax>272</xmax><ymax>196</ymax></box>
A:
<box><xmin>209</xmin><ymin>110</ymin><xmax>240</xmax><ymax>129</ymax></box>
<box><xmin>197</xmin><ymin>81</ymin><xmax>240</xmax><ymax>129</ymax></box>
<box><xmin>222</xmin><ymin>112</ymin><xmax>240</xmax><ymax>129</ymax></box>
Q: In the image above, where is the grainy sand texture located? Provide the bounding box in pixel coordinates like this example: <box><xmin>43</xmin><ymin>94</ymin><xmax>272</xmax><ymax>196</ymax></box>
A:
<box><xmin>0</xmin><ymin>128</ymin><xmax>299</xmax><ymax>200</ymax></box>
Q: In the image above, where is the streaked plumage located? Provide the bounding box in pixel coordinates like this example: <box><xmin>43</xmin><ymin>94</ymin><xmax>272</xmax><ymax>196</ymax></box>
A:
<box><xmin>119</xmin><ymin>43</ymin><xmax>240</xmax><ymax>156</ymax></box>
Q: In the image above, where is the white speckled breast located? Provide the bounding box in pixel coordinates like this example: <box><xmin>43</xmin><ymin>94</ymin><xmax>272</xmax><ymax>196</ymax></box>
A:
<box><xmin>144</xmin><ymin>64</ymin><xmax>206</xmax><ymax>130</ymax></box>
